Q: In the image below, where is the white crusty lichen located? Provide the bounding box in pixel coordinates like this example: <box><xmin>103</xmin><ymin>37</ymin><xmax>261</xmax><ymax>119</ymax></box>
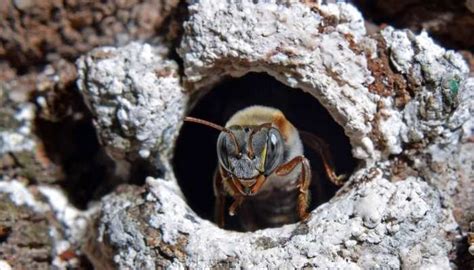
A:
<box><xmin>179</xmin><ymin>1</ymin><xmax>379</xmax><ymax>161</ymax></box>
<box><xmin>0</xmin><ymin>103</ymin><xmax>36</xmax><ymax>155</ymax></box>
<box><xmin>179</xmin><ymin>1</ymin><xmax>471</xmax><ymax>163</ymax></box>
<box><xmin>88</xmin><ymin>173</ymin><xmax>455</xmax><ymax>269</ymax></box>
<box><xmin>77</xmin><ymin>42</ymin><xmax>187</xmax><ymax>164</ymax></box>
<box><xmin>0</xmin><ymin>180</ymin><xmax>50</xmax><ymax>213</ymax></box>
<box><xmin>380</xmin><ymin>27</ymin><xmax>472</xmax><ymax>201</ymax></box>
<box><xmin>77</xmin><ymin>0</ymin><xmax>473</xmax><ymax>268</ymax></box>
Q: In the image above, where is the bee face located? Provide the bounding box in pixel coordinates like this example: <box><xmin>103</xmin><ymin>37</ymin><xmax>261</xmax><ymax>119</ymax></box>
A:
<box><xmin>217</xmin><ymin>125</ymin><xmax>285</xmax><ymax>180</ymax></box>
<box><xmin>183</xmin><ymin>105</ymin><xmax>345</xmax><ymax>230</ymax></box>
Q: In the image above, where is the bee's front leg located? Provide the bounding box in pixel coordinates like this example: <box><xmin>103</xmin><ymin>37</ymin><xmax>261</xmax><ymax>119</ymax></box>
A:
<box><xmin>214</xmin><ymin>167</ymin><xmax>247</xmax><ymax>226</ymax></box>
<box><xmin>228</xmin><ymin>196</ymin><xmax>244</xmax><ymax>216</ymax></box>
<box><xmin>299</xmin><ymin>131</ymin><xmax>346</xmax><ymax>185</ymax></box>
<box><xmin>275</xmin><ymin>156</ymin><xmax>312</xmax><ymax>220</ymax></box>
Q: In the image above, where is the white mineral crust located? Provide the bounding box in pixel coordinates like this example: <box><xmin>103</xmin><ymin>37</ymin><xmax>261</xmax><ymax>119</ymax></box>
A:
<box><xmin>74</xmin><ymin>1</ymin><xmax>472</xmax><ymax>268</ymax></box>
<box><xmin>89</xmin><ymin>174</ymin><xmax>456</xmax><ymax>269</ymax></box>
<box><xmin>77</xmin><ymin>42</ymin><xmax>187</xmax><ymax>162</ymax></box>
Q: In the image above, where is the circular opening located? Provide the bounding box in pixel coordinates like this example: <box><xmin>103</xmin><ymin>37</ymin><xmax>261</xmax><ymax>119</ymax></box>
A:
<box><xmin>173</xmin><ymin>73</ymin><xmax>356</xmax><ymax>231</ymax></box>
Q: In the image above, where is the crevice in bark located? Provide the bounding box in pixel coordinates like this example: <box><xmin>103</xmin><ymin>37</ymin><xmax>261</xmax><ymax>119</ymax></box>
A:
<box><xmin>32</xmin><ymin>87</ymin><xmax>151</xmax><ymax>209</ymax></box>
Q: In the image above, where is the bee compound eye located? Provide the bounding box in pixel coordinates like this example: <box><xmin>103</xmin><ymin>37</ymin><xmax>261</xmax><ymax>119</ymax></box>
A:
<box><xmin>264</xmin><ymin>128</ymin><xmax>284</xmax><ymax>175</ymax></box>
<box><xmin>216</xmin><ymin>132</ymin><xmax>234</xmax><ymax>170</ymax></box>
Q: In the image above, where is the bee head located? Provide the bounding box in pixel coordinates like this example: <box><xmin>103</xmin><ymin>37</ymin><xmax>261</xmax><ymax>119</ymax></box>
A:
<box><xmin>217</xmin><ymin>125</ymin><xmax>285</xmax><ymax>180</ymax></box>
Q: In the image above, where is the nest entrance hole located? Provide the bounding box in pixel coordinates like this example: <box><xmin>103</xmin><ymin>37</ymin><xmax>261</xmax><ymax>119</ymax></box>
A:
<box><xmin>173</xmin><ymin>73</ymin><xmax>356</xmax><ymax>231</ymax></box>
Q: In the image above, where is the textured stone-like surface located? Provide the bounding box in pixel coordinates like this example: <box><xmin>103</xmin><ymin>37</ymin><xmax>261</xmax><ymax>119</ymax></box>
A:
<box><xmin>0</xmin><ymin>180</ymin><xmax>92</xmax><ymax>269</ymax></box>
<box><xmin>0</xmin><ymin>83</ymin><xmax>36</xmax><ymax>156</ymax></box>
<box><xmin>0</xmin><ymin>58</ymin><xmax>92</xmax><ymax>188</ymax></box>
<box><xmin>178</xmin><ymin>1</ymin><xmax>470</xmax><ymax>162</ymax></box>
<box><xmin>81</xmin><ymin>1</ymin><xmax>472</xmax><ymax>268</ymax></box>
<box><xmin>77</xmin><ymin>42</ymin><xmax>187</xmax><ymax>180</ymax></box>
<box><xmin>88</xmin><ymin>175</ymin><xmax>456</xmax><ymax>269</ymax></box>
<box><xmin>0</xmin><ymin>0</ymin><xmax>184</xmax><ymax>188</ymax></box>
<box><xmin>179</xmin><ymin>1</ymin><xmax>378</xmax><ymax>161</ymax></box>
<box><xmin>0</xmin><ymin>1</ymin><xmax>186</xmax><ymax>267</ymax></box>
<box><xmin>0</xmin><ymin>0</ymin><xmax>472</xmax><ymax>268</ymax></box>
<box><xmin>1</xmin><ymin>0</ymin><xmax>183</xmax><ymax>139</ymax></box>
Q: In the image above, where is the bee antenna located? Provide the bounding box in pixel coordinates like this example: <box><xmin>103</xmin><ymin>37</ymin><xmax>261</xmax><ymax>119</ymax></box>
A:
<box><xmin>184</xmin><ymin>117</ymin><xmax>227</xmax><ymax>132</ymax></box>
<box><xmin>184</xmin><ymin>116</ymin><xmax>241</xmax><ymax>154</ymax></box>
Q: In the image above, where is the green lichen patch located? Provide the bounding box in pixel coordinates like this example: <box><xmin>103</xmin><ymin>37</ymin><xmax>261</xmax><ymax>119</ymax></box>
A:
<box><xmin>449</xmin><ymin>78</ymin><xmax>460</xmax><ymax>97</ymax></box>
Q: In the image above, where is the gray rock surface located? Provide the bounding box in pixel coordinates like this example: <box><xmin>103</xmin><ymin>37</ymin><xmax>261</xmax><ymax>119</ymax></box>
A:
<box><xmin>0</xmin><ymin>0</ymin><xmax>472</xmax><ymax>269</ymax></box>
<box><xmin>77</xmin><ymin>42</ymin><xmax>187</xmax><ymax>180</ymax></box>
<box><xmin>88</xmin><ymin>174</ymin><xmax>456</xmax><ymax>269</ymax></box>
<box><xmin>179</xmin><ymin>1</ymin><xmax>378</xmax><ymax>161</ymax></box>
<box><xmin>79</xmin><ymin>1</ymin><xmax>472</xmax><ymax>269</ymax></box>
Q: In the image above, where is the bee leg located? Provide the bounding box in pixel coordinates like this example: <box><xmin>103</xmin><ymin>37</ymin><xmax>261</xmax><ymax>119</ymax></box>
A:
<box><xmin>299</xmin><ymin>130</ymin><xmax>346</xmax><ymax>185</ymax></box>
<box><xmin>213</xmin><ymin>168</ymin><xmax>226</xmax><ymax>228</ymax></box>
<box><xmin>322</xmin><ymin>160</ymin><xmax>345</xmax><ymax>185</ymax></box>
<box><xmin>250</xmin><ymin>175</ymin><xmax>267</xmax><ymax>195</ymax></box>
<box><xmin>228</xmin><ymin>196</ymin><xmax>244</xmax><ymax>216</ymax></box>
<box><xmin>275</xmin><ymin>156</ymin><xmax>312</xmax><ymax>220</ymax></box>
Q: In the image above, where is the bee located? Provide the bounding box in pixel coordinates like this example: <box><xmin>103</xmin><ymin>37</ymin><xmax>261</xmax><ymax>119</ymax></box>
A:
<box><xmin>185</xmin><ymin>105</ymin><xmax>345</xmax><ymax>230</ymax></box>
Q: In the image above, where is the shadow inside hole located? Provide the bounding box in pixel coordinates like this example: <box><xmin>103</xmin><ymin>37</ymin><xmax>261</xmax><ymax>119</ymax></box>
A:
<box><xmin>33</xmin><ymin>88</ymin><xmax>158</xmax><ymax>209</ymax></box>
<box><xmin>174</xmin><ymin>73</ymin><xmax>356</xmax><ymax>231</ymax></box>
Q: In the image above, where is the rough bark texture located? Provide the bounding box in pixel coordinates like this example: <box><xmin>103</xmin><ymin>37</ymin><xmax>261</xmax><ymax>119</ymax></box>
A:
<box><xmin>0</xmin><ymin>192</ymin><xmax>52</xmax><ymax>269</ymax></box>
<box><xmin>0</xmin><ymin>0</ymin><xmax>473</xmax><ymax>269</ymax></box>
<box><xmin>0</xmin><ymin>0</ymin><xmax>180</xmax><ymax>70</ymax></box>
<box><xmin>76</xmin><ymin>1</ymin><xmax>472</xmax><ymax>268</ymax></box>
<box><xmin>0</xmin><ymin>0</ymin><xmax>182</xmax><ymax>268</ymax></box>
<box><xmin>352</xmin><ymin>0</ymin><xmax>474</xmax><ymax>79</ymax></box>
<box><xmin>0</xmin><ymin>180</ymin><xmax>92</xmax><ymax>269</ymax></box>
<box><xmin>353</xmin><ymin>0</ymin><xmax>474</xmax><ymax>50</ymax></box>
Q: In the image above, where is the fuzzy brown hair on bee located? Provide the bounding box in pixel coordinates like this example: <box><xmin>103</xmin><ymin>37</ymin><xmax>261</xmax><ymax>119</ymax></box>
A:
<box><xmin>184</xmin><ymin>105</ymin><xmax>345</xmax><ymax>231</ymax></box>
